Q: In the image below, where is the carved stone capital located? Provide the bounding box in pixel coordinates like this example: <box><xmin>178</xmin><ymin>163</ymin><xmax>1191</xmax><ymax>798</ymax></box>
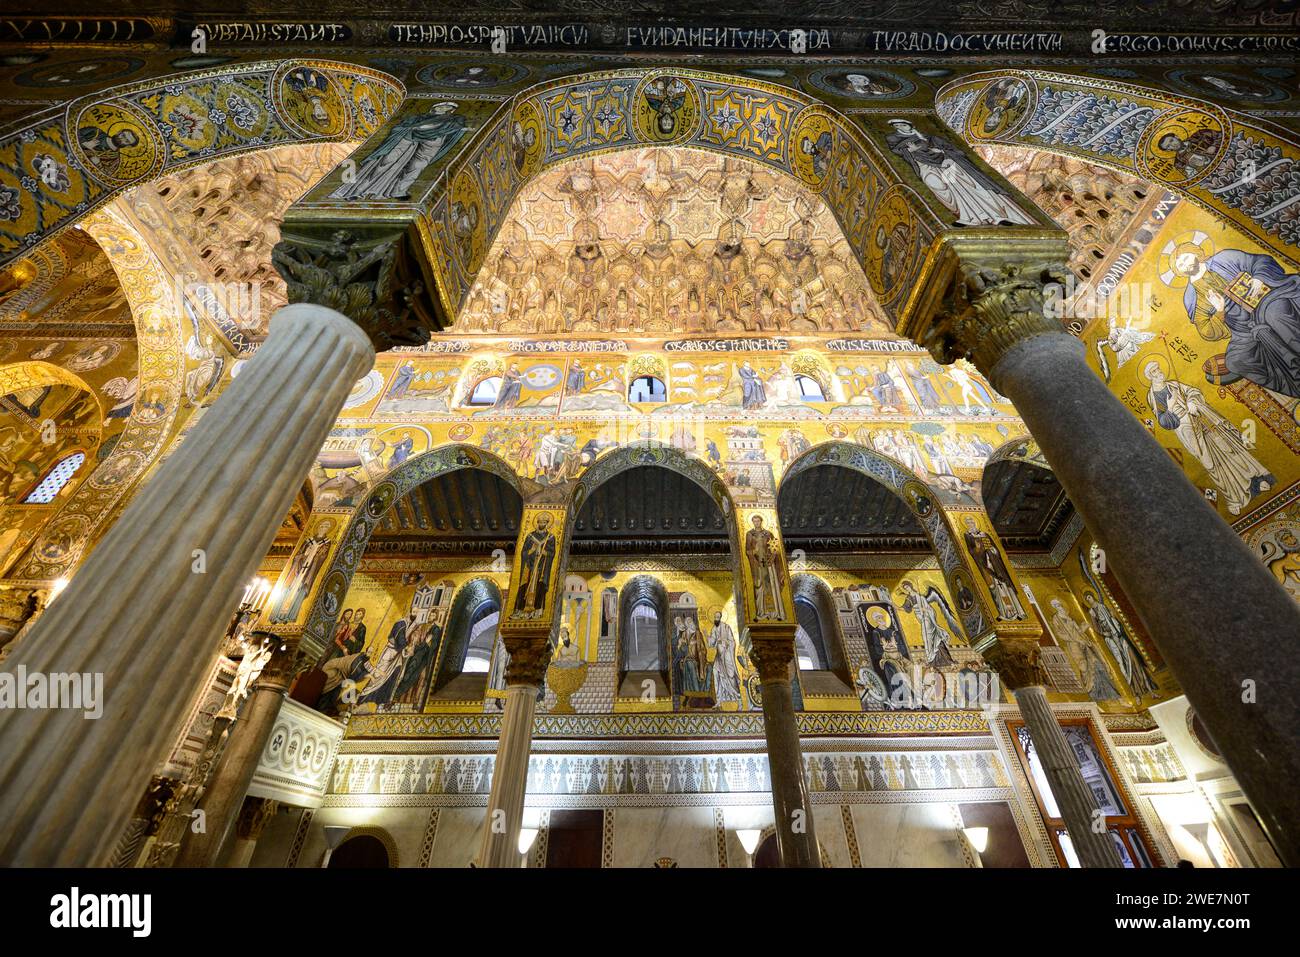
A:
<box><xmin>272</xmin><ymin>228</ymin><xmax>440</xmax><ymax>351</ymax></box>
<box><xmin>920</xmin><ymin>259</ymin><xmax>1071</xmax><ymax>376</ymax></box>
<box><xmin>975</xmin><ymin>635</ymin><xmax>1044</xmax><ymax>692</ymax></box>
<box><xmin>502</xmin><ymin>633</ymin><xmax>554</xmax><ymax>687</ymax></box>
<box><xmin>748</xmin><ymin>628</ymin><xmax>797</xmax><ymax>683</ymax></box>
<box><xmin>253</xmin><ymin>635</ymin><xmax>311</xmax><ymax>694</ymax></box>
<box><xmin>234</xmin><ymin>796</ymin><xmax>279</xmax><ymax>842</ymax></box>
<box><xmin>0</xmin><ymin>585</ymin><xmax>42</xmax><ymax>654</ymax></box>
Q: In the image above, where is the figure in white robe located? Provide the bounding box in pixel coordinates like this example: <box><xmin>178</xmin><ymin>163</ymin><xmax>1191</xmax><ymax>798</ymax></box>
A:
<box><xmin>1144</xmin><ymin>360</ymin><xmax>1273</xmax><ymax>515</ymax></box>
<box><xmin>885</xmin><ymin>119</ymin><xmax>1033</xmax><ymax>226</ymax></box>
<box><xmin>329</xmin><ymin>102</ymin><xmax>466</xmax><ymax>200</ymax></box>
<box><xmin>707</xmin><ymin>613</ymin><xmax>741</xmax><ymax>704</ymax></box>
<box><xmin>898</xmin><ymin>580</ymin><xmax>957</xmax><ymax>667</ymax></box>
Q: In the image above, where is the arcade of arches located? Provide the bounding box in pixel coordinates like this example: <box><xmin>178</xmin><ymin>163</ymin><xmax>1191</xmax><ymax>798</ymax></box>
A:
<box><xmin>1</xmin><ymin>5</ymin><xmax>1299</xmax><ymax>871</ymax></box>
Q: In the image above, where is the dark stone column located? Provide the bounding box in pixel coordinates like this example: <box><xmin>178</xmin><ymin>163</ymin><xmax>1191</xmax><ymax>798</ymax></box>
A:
<box><xmin>1013</xmin><ymin>685</ymin><xmax>1121</xmax><ymax>868</ymax></box>
<box><xmin>912</xmin><ymin>260</ymin><xmax>1300</xmax><ymax>865</ymax></box>
<box><xmin>750</xmin><ymin>632</ymin><xmax>820</xmax><ymax>868</ymax></box>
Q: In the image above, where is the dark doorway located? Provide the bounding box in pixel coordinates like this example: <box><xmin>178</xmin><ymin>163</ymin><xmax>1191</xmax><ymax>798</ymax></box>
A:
<box><xmin>544</xmin><ymin>810</ymin><xmax>604</xmax><ymax>867</ymax></box>
<box><xmin>329</xmin><ymin>834</ymin><xmax>390</xmax><ymax>868</ymax></box>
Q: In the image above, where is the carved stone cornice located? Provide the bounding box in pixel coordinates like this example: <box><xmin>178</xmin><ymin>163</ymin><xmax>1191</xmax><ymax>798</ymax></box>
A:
<box><xmin>503</xmin><ymin>633</ymin><xmax>554</xmax><ymax>688</ymax></box>
<box><xmin>974</xmin><ymin>634</ymin><xmax>1043</xmax><ymax>693</ymax></box>
<box><xmin>271</xmin><ymin>228</ymin><xmax>440</xmax><ymax>351</ymax></box>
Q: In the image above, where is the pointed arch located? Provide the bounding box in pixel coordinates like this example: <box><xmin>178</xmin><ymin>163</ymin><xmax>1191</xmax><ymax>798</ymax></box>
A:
<box><xmin>779</xmin><ymin>440</ymin><xmax>993</xmax><ymax>642</ymax></box>
<box><xmin>936</xmin><ymin>69</ymin><xmax>1300</xmax><ymax>269</ymax></box>
<box><xmin>294</xmin><ymin>442</ymin><xmax>525</xmax><ymax>660</ymax></box>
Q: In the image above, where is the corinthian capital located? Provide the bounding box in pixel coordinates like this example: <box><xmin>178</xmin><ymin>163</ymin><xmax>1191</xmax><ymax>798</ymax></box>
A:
<box><xmin>748</xmin><ymin>627</ymin><xmax>797</xmax><ymax>683</ymax></box>
<box><xmin>272</xmin><ymin>229</ymin><xmax>440</xmax><ymax>351</ymax></box>
<box><xmin>502</xmin><ymin>632</ymin><xmax>554</xmax><ymax>688</ymax></box>
<box><xmin>975</xmin><ymin>634</ymin><xmax>1043</xmax><ymax>693</ymax></box>
<box><xmin>920</xmin><ymin>259</ymin><xmax>1072</xmax><ymax>375</ymax></box>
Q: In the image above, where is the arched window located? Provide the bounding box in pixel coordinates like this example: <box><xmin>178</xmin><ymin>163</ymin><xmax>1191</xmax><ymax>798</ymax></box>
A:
<box><xmin>618</xmin><ymin>576</ymin><xmax>670</xmax><ymax>698</ymax></box>
<box><xmin>789</xmin><ymin>575</ymin><xmax>854</xmax><ymax>693</ymax></box>
<box><xmin>467</xmin><ymin>376</ymin><xmax>502</xmax><ymax>406</ymax></box>
<box><xmin>462</xmin><ymin>602</ymin><xmax>500</xmax><ymax>673</ymax></box>
<box><xmin>430</xmin><ymin>579</ymin><xmax>500</xmax><ymax>700</ymax></box>
<box><xmin>794</xmin><ymin>374</ymin><xmax>825</xmax><ymax>401</ymax></box>
<box><xmin>794</xmin><ymin>595</ymin><xmax>830</xmax><ymax>671</ymax></box>
<box><xmin>628</xmin><ymin>375</ymin><xmax>667</xmax><ymax>403</ymax></box>
<box><xmin>627</xmin><ymin>598</ymin><xmax>661</xmax><ymax>671</ymax></box>
<box><xmin>329</xmin><ymin>833</ymin><xmax>391</xmax><ymax>868</ymax></box>
<box><xmin>23</xmin><ymin>451</ymin><xmax>85</xmax><ymax>504</ymax></box>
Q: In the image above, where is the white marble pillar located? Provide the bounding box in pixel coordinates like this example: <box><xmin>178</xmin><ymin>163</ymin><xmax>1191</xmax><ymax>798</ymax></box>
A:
<box><xmin>0</xmin><ymin>304</ymin><xmax>373</xmax><ymax>866</ymax></box>
<box><xmin>476</xmin><ymin>635</ymin><xmax>549</xmax><ymax>868</ymax></box>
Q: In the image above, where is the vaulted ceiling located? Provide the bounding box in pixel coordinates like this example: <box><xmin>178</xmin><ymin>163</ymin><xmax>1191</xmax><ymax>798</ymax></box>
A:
<box><xmin>456</xmin><ymin>147</ymin><xmax>890</xmax><ymax>337</ymax></box>
<box><xmin>572</xmin><ymin>465</ymin><xmax>730</xmax><ymax>552</ymax></box>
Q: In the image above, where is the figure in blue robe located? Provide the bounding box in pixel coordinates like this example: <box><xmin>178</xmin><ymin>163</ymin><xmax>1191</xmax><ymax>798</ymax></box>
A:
<box><xmin>566</xmin><ymin>360</ymin><xmax>585</xmax><ymax>394</ymax></box>
<box><xmin>387</xmin><ymin>361</ymin><xmax>416</xmax><ymax>399</ymax></box>
<box><xmin>738</xmin><ymin>362</ymin><xmax>767</xmax><ymax>410</ymax></box>
<box><xmin>387</xmin><ymin>433</ymin><xmax>414</xmax><ymax>468</ymax></box>
<box><xmin>1179</xmin><ymin>246</ymin><xmax>1300</xmax><ymax>398</ymax></box>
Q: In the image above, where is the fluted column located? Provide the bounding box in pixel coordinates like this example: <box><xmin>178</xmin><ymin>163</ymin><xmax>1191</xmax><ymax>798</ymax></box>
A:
<box><xmin>750</xmin><ymin>631</ymin><xmax>820</xmax><ymax>868</ymax></box>
<box><xmin>908</xmin><ymin>259</ymin><xmax>1300</xmax><ymax>865</ymax></box>
<box><xmin>0</xmin><ymin>303</ymin><xmax>374</xmax><ymax>866</ymax></box>
<box><xmin>983</xmin><ymin>641</ymin><xmax>1121</xmax><ymax>868</ymax></box>
<box><xmin>476</xmin><ymin>633</ymin><xmax>550</xmax><ymax>868</ymax></box>
<box><xmin>173</xmin><ymin>640</ymin><xmax>302</xmax><ymax>867</ymax></box>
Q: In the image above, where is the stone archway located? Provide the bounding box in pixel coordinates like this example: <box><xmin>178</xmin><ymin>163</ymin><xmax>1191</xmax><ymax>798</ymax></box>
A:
<box><xmin>779</xmin><ymin>439</ymin><xmax>993</xmax><ymax>642</ymax></box>
<box><xmin>295</xmin><ymin>442</ymin><xmax>524</xmax><ymax>660</ymax></box>
<box><xmin>276</xmin><ymin>66</ymin><xmax>1055</xmax><ymax>346</ymax></box>
<box><xmin>0</xmin><ymin>58</ymin><xmax>404</xmax><ymax>269</ymax></box>
<box><xmin>936</xmin><ymin>69</ymin><xmax>1300</xmax><ymax>269</ymax></box>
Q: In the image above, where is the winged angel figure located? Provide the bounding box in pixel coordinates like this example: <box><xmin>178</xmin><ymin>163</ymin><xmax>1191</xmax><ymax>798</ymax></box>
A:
<box><xmin>1095</xmin><ymin>316</ymin><xmax>1155</xmax><ymax>382</ymax></box>
<box><xmin>643</xmin><ymin>77</ymin><xmax>689</xmax><ymax>136</ymax></box>
<box><xmin>271</xmin><ymin>230</ymin><xmax>428</xmax><ymax>349</ymax></box>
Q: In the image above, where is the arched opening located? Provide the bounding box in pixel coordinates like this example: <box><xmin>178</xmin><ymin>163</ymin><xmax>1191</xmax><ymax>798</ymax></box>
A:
<box><xmin>981</xmin><ymin>443</ymin><xmax>1161</xmax><ymax>708</ymax></box>
<box><xmin>628</xmin><ymin>375</ymin><xmax>667</xmax><ymax>404</ymax></box>
<box><xmin>794</xmin><ymin>374</ymin><xmax>826</xmax><ymax>401</ymax></box>
<box><xmin>431</xmin><ymin>579</ymin><xmax>504</xmax><ymax>702</ymax></box>
<box><xmin>466</xmin><ymin>375</ymin><xmax>502</xmax><ymax>406</ymax></box>
<box><xmin>617</xmin><ymin>575</ymin><xmax>670</xmax><ymax>699</ymax></box>
<box><xmin>778</xmin><ymin>444</ymin><xmax>990</xmax><ymax>712</ymax></box>
<box><xmin>328</xmin><ymin>833</ymin><xmax>391</xmax><ymax>868</ymax></box>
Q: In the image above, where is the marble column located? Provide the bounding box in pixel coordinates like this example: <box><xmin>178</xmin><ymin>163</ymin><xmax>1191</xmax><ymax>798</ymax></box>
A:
<box><xmin>223</xmin><ymin>797</ymin><xmax>278</xmax><ymax>868</ymax></box>
<box><xmin>750</xmin><ymin>631</ymin><xmax>820</xmax><ymax>867</ymax></box>
<box><xmin>476</xmin><ymin>633</ymin><xmax>551</xmax><ymax>868</ymax></box>
<box><xmin>1015</xmin><ymin>686</ymin><xmax>1121</xmax><ymax>867</ymax></box>
<box><xmin>173</xmin><ymin>640</ymin><xmax>301</xmax><ymax>867</ymax></box>
<box><xmin>0</xmin><ymin>303</ymin><xmax>374</xmax><ymax>866</ymax></box>
<box><xmin>983</xmin><ymin>640</ymin><xmax>1120</xmax><ymax>867</ymax></box>
<box><xmin>913</xmin><ymin>259</ymin><xmax>1300</xmax><ymax>865</ymax></box>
